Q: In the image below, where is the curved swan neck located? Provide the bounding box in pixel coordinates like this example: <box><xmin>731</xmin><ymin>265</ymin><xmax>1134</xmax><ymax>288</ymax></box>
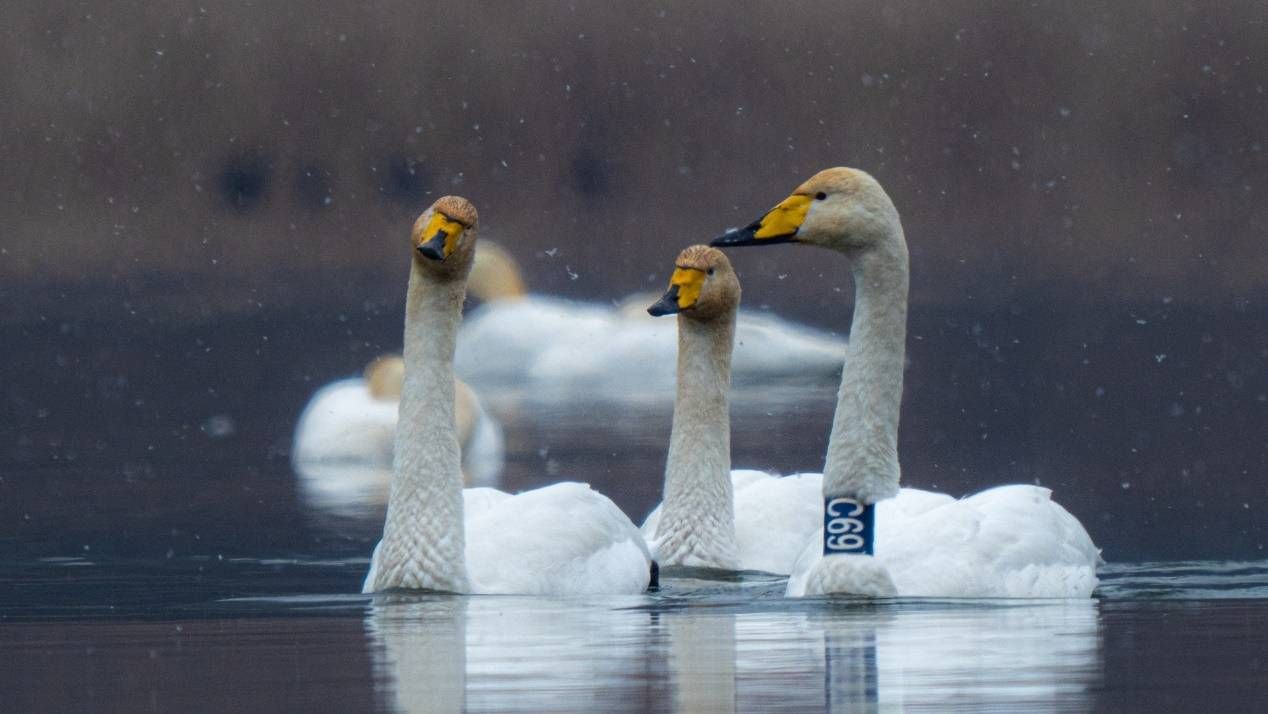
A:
<box><xmin>655</xmin><ymin>310</ymin><xmax>739</xmax><ymax>569</ymax></box>
<box><xmin>822</xmin><ymin>228</ymin><xmax>909</xmax><ymax>504</ymax></box>
<box><xmin>373</xmin><ymin>260</ymin><xmax>471</xmax><ymax>592</ymax></box>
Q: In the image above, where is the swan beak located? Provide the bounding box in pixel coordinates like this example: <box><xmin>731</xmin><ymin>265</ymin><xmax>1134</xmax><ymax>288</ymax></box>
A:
<box><xmin>647</xmin><ymin>285</ymin><xmax>682</xmax><ymax>316</ymax></box>
<box><xmin>417</xmin><ymin>231</ymin><xmax>448</xmax><ymax>261</ymax></box>
<box><xmin>648</xmin><ymin>267</ymin><xmax>706</xmax><ymax>316</ymax></box>
<box><xmin>711</xmin><ymin>193</ymin><xmax>811</xmax><ymax>247</ymax></box>
<box><xmin>416</xmin><ymin>211</ymin><xmax>466</xmax><ymax>261</ymax></box>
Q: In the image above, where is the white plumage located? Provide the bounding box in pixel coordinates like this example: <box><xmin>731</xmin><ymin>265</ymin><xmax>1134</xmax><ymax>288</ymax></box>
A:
<box><xmin>292</xmin><ymin>377</ymin><xmax>399</xmax><ymax>466</ymax></box>
<box><xmin>464</xmin><ymin>482</ymin><xmax>653</xmax><ymax>595</ymax></box>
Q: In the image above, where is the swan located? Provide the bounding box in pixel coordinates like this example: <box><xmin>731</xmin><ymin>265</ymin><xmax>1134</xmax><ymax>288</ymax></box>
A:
<box><xmin>292</xmin><ymin>355</ymin><xmax>504</xmax><ymax>487</ymax></box>
<box><xmin>453</xmin><ymin>239</ymin><xmax>847</xmax><ymax>393</ymax></box>
<box><xmin>712</xmin><ymin>167</ymin><xmax>1101</xmax><ymax>598</ymax></box>
<box><xmin>637</xmin><ymin>244</ymin><xmax>823</xmax><ymax>573</ymax></box>
<box><xmin>362</xmin><ymin>195</ymin><xmax>652</xmax><ymax>595</ymax></box>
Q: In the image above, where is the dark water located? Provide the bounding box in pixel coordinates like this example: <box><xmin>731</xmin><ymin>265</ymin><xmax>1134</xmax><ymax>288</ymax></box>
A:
<box><xmin>4</xmin><ymin>428</ymin><xmax>1268</xmax><ymax>711</ymax></box>
<box><xmin>2</xmin><ymin>556</ymin><xmax>1267</xmax><ymax>712</ymax></box>
<box><xmin>3</xmin><ymin>312</ymin><xmax>1268</xmax><ymax>710</ymax></box>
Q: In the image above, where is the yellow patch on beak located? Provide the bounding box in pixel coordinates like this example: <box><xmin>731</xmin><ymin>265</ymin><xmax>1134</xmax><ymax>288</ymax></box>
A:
<box><xmin>420</xmin><ymin>211</ymin><xmax>467</xmax><ymax>258</ymax></box>
<box><xmin>754</xmin><ymin>194</ymin><xmax>813</xmax><ymax>239</ymax></box>
<box><xmin>669</xmin><ymin>267</ymin><xmax>706</xmax><ymax>310</ymax></box>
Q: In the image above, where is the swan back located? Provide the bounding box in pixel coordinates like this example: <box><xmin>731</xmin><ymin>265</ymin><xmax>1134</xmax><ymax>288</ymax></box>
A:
<box><xmin>292</xmin><ymin>379</ymin><xmax>398</xmax><ymax>465</ymax></box>
<box><xmin>464</xmin><ymin>482</ymin><xmax>651</xmax><ymax>595</ymax></box>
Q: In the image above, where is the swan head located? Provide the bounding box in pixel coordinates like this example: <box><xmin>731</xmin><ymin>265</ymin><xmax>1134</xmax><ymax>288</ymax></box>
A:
<box><xmin>411</xmin><ymin>196</ymin><xmax>479</xmax><ymax>277</ymax></box>
<box><xmin>468</xmin><ymin>241</ymin><xmax>527</xmax><ymax>302</ymax></box>
<box><xmin>364</xmin><ymin>354</ymin><xmax>405</xmax><ymax>400</ymax></box>
<box><xmin>647</xmin><ymin>245</ymin><xmax>740</xmax><ymax>321</ymax></box>
<box><xmin>711</xmin><ymin>167</ymin><xmax>899</xmax><ymax>254</ymax></box>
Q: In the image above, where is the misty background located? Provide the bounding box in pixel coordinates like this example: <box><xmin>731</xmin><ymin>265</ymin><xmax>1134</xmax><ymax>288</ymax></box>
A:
<box><xmin>2</xmin><ymin>1</ymin><xmax>1265</xmax><ymax>561</ymax></box>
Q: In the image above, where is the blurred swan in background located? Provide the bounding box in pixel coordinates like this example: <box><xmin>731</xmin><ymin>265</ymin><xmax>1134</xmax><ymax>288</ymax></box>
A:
<box><xmin>362</xmin><ymin>195</ymin><xmax>652</xmax><ymax>595</ymax></box>
<box><xmin>712</xmin><ymin>167</ymin><xmax>1101</xmax><ymax>598</ymax></box>
<box><xmin>292</xmin><ymin>354</ymin><xmax>504</xmax><ymax>487</ymax></box>
<box><xmin>454</xmin><ymin>239</ymin><xmax>847</xmax><ymax>394</ymax></box>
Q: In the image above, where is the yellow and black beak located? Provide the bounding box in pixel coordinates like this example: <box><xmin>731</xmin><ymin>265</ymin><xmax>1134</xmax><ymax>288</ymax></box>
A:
<box><xmin>711</xmin><ymin>193</ymin><xmax>812</xmax><ymax>247</ymax></box>
<box><xmin>416</xmin><ymin>211</ymin><xmax>466</xmax><ymax>261</ymax></box>
<box><xmin>647</xmin><ymin>266</ymin><xmax>706</xmax><ymax>317</ymax></box>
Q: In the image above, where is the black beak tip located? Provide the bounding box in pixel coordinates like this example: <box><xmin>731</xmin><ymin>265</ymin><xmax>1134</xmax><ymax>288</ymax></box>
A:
<box><xmin>710</xmin><ymin>224</ymin><xmax>760</xmax><ymax>247</ymax></box>
<box><xmin>417</xmin><ymin>230</ymin><xmax>448</xmax><ymax>261</ymax></box>
<box><xmin>647</xmin><ymin>298</ymin><xmax>678</xmax><ymax>317</ymax></box>
<box><xmin>711</xmin><ymin>223</ymin><xmax>799</xmax><ymax>248</ymax></box>
<box><xmin>647</xmin><ymin>286</ymin><xmax>681</xmax><ymax>317</ymax></box>
<box><xmin>709</xmin><ymin>230</ymin><xmax>737</xmax><ymax>247</ymax></box>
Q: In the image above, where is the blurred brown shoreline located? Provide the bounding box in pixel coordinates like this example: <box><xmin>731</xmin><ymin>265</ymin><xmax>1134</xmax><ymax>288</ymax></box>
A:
<box><xmin>3</xmin><ymin>0</ymin><xmax>1265</xmax><ymax>321</ymax></box>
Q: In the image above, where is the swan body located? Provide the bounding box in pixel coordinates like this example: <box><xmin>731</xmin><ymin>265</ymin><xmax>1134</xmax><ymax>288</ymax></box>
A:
<box><xmin>642</xmin><ymin>469</ymin><xmax>1098</xmax><ymax>594</ymax></box>
<box><xmin>712</xmin><ymin>168</ymin><xmax>1100</xmax><ymax>598</ymax></box>
<box><xmin>523</xmin><ymin>309</ymin><xmax>845</xmax><ymax>392</ymax></box>
<box><xmin>363</xmin><ymin>196</ymin><xmax>651</xmax><ymax>596</ymax></box>
<box><xmin>292</xmin><ymin>377</ymin><xmax>398</xmax><ymax>465</ymax></box>
<box><xmin>292</xmin><ymin>357</ymin><xmax>504</xmax><ymax>487</ymax></box>
<box><xmin>453</xmin><ymin>242</ymin><xmax>845</xmax><ymax>392</ymax></box>
<box><xmin>759</xmin><ymin>481</ymin><xmax>1100</xmax><ymax>597</ymax></box>
<box><xmin>365</xmin><ymin>481</ymin><xmax>649</xmax><ymax>595</ymax></box>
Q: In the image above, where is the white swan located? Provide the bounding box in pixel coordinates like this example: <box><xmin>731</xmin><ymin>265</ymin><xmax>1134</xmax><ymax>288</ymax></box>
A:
<box><xmin>712</xmin><ymin>167</ymin><xmax>1101</xmax><ymax>598</ymax></box>
<box><xmin>362</xmin><ymin>195</ymin><xmax>652</xmax><ymax>595</ymax></box>
<box><xmin>292</xmin><ymin>355</ymin><xmax>503</xmax><ymax>487</ymax></box>
<box><xmin>453</xmin><ymin>240</ymin><xmax>846</xmax><ymax>393</ymax></box>
<box><xmin>637</xmin><ymin>245</ymin><xmax>824</xmax><ymax>574</ymax></box>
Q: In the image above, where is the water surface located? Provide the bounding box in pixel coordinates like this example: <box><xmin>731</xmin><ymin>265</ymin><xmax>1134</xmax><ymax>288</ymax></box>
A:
<box><xmin>4</xmin><ymin>335</ymin><xmax>1267</xmax><ymax>711</ymax></box>
<box><xmin>2</xmin><ymin>557</ymin><xmax>1267</xmax><ymax>711</ymax></box>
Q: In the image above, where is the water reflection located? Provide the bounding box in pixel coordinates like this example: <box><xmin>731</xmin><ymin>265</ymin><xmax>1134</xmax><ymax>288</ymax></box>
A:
<box><xmin>366</xmin><ymin>596</ymin><xmax>467</xmax><ymax>713</ymax></box>
<box><xmin>367</xmin><ymin>595</ymin><xmax>653</xmax><ymax>712</ymax></box>
<box><xmin>365</xmin><ymin>593</ymin><xmax>1100</xmax><ymax>712</ymax></box>
<box><xmin>668</xmin><ymin>614</ymin><xmax>737</xmax><ymax>712</ymax></box>
<box><xmin>295</xmin><ymin>463</ymin><xmax>392</xmax><ymax>526</ymax></box>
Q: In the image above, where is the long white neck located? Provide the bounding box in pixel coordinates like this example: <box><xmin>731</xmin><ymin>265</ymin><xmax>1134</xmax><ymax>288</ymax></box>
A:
<box><xmin>654</xmin><ymin>311</ymin><xmax>739</xmax><ymax>569</ymax></box>
<box><xmin>371</xmin><ymin>259</ymin><xmax>470</xmax><ymax>591</ymax></box>
<box><xmin>822</xmin><ymin>227</ymin><xmax>909</xmax><ymax>503</ymax></box>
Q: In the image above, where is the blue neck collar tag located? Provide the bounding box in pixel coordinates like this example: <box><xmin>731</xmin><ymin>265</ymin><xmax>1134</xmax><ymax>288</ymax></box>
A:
<box><xmin>823</xmin><ymin>496</ymin><xmax>875</xmax><ymax>556</ymax></box>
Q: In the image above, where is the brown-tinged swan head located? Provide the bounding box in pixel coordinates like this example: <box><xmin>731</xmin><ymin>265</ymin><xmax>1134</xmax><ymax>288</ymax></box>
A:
<box><xmin>411</xmin><ymin>195</ymin><xmax>480</xmax><ymax>280</ymax></box>
<box><xmin>468</xmin><ymin>241</ymin><xmax>528</xmax><ymax>302</ymax></box>
<box><xmin>364</xmin><ymin>355</ymin><xmax>406</xmax><ymax>401</ymax></box>
<box><xmin>647</xmin><ymin>244</ymin><xmax>741</xmax><ymax>322</ymax></box>
<box><xmin>711</xmin><ymin>167</ymin><xmax>900</xmax><ymax>254</ymax></box>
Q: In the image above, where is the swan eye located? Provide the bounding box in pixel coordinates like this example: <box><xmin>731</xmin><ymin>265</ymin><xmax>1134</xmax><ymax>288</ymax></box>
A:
<box><xmin>707</xmin><ymin>268</ymin><xmax>715</xmax><ymax>276</ymax></box>
<box><xmin>815</xmin><ymin>191</ymin><xmax>827</xmax><ymax>201</ymax></box>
